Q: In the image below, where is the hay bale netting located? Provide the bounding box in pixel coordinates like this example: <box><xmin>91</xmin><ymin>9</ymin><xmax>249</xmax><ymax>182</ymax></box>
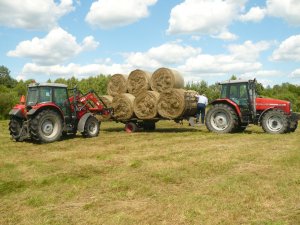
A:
<box><xmin>112</xmin><ymin>93</ymin><xmax>135</xmax><ymax>120</ymax></box>
<box><xmin>150</xmin><ymin>68</ymin><xmax>184</xmax><ymax>93</ymax></box>
<box><xmin>157</xmin><ymin>89</ymin><xmax>198</xmax><ymax>119</ymax></box>
<box><xmin>96</xmin><ymin>95</ymin><xmax>113</xmax><ymax>121</ymax></box>
<box><xmin>127</xmin><ymin>69</ymin><xmax>151</xmax><ymax>96</ymax></box>
<box><xmin>133</xmin><ymin>91</ymin><xmax>160</xmax><ymax>119</ymax></box>
<box><xmin>107</xmin><ymin>74</ymin><xmax>127</xmax><ymax>96</ymax></box>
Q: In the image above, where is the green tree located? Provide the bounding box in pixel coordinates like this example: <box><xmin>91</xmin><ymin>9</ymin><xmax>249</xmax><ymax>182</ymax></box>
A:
<box><xmin>0</xmin><ymin>65</ymin><xmax>17</xmax><ymax>88</ymax></box>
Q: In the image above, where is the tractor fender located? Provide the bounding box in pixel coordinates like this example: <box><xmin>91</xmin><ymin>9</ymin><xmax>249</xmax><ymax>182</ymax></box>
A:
<box><xmin>27</xmin><ymin>104</ymin><xmax>64</xmax><ymax>121</ymax></box>
<box><xmin>77</xmin><ymin>113</ymin><xmax>93</xmax><ymax>133</ymax></box>
<box><xmin>9</xmin><ymin>108</ymin><xmax>25</xmax><ymax>119</ymax></box>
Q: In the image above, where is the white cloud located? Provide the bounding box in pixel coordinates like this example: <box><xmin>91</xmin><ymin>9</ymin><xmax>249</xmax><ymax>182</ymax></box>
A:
<box><xmin>267</xmin><ymin>0</ymin><xmax>300</xmax><ymax>26</ymax></box>
<box><xmin>125</xmin><ymin>42</ymin><xmax>201</xmax><ymax>69</ymax></box>
<box><xmin>0</xmin><ymin>0</ymin><xmax>74</xmax><ymax>30</ymax></box>
<box><xmin>85</xmin><ymin>0</ymin><xmax>157</xmax><ymax>29</ymax></box>
<box><xmin>271</xmin><ymin>35</ymin><xmax>300</xmax><ymax>62</ymax></box>
<box><xmin>179</xmin><ymin>41</ymin><xmax>271</xmax><ymax>76</ymax></box>
<box><xmin>7</xmin><ymin>27</ymin><xmax>99</xmax><ymax>65</ymax></box>
<box><xmin>21</xmin><ymin>62</ymin><xmax>132</xmax><ymax>79</ymax></box>
<box><xmin>167</xmin><ymin>0</ymin><xmax>245</xmax><ymax>37</ymax></box>
<box><xmin>212</xmin><ymin>30</ymin><xmax>238</xmax><ymax>41</ymax></box>
<box><xmin>290</xmin><ymin>69</ymin><xmax>300</xmax><ymax>78</ymax></box>
<box><xmin>239</xmin><ymin>6</ymin><xmax>266</xmax><ymax>22</ymax></box>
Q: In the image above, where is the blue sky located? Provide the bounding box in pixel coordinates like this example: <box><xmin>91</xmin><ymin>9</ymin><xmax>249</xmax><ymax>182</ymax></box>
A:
<box><xmin>1</xmin><ymin>0</ymin><xmax>300</xmax><ymax>86</ymax></box>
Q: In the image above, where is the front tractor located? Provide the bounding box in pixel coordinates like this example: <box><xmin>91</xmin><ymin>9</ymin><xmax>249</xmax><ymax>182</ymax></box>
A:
<box><xmin>9</xmin><ymin>83</ymin><xmax>111</xmax><ymax>143</ymax></box>
<box><xmin>205</xmin><ymin>79</ymin><xmax>299</xmax><ymax>134</ymax></box>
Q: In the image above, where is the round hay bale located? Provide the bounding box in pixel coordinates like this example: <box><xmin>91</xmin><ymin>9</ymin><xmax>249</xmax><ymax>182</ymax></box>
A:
<box><xmin>150</xmin><ymin>68</ymin><xmax>184</xmax><ymax>93</ymax></box>
<box><xmin>133</xmin><ymin>91</ymin><xmax>160</xmax><ymax>119</ymax></box>
<box><xmin>96</xmin><ymin>95</ymin><xmax>113</xmax><ymax>121</ymax></box>
<box><xmin>157</xmin><ymin>89</ymin><xmax>197</xmax><ymax>119</ymax></box>
<box><xmin>127</xmin><ymin>69</ymin><xmax>151</xmax><ymax>96</ymax></box>
<box><xmin>107</xmin><ymin>74</ymin><xmax>127</xmax><ymax>96</ymax></box>
<box><xmin>112</xmin><ymin>93</ymin><xmax>135</xmax><ymax>120</ymax></box>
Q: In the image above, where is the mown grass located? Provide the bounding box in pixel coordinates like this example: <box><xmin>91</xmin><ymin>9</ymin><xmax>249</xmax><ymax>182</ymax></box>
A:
<box><xmin>0</xmin><ymin>120</ymin><xmax>299</xmax><ymax>225</ymax></box>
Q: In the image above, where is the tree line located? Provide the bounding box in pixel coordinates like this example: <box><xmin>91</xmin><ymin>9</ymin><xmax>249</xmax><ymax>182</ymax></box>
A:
<box><xmin>1</xmin><ymin>65</ymin><xmax>300</xmax><ymax>119</ymax></box>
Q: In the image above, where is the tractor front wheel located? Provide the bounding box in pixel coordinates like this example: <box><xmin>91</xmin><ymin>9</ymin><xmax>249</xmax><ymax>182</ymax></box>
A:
<box><xmin>83</xmin><ymin>116</ymin><xmax>100</xmax><ymax>138</ymax></box>
<box><xmin>30</xmin><ymin>110</ymin><xmax>63</xmax><ymax>143</ymax></box>
<box><xmin>205</xmin><ymin>104</ymin><xmax>238</xmax><ymax>133</ymax></box>
<box><xmin>261</xmin><ymin>109</ymin><xmax>288</xmax><ymax>134</ymax></box>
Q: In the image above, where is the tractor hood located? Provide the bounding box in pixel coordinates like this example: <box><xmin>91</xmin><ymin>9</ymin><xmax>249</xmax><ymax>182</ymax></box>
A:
<box><xmin>256</xmin><ymin>97</ymin><xmax>291</xmax><ymax>113</ymax></box>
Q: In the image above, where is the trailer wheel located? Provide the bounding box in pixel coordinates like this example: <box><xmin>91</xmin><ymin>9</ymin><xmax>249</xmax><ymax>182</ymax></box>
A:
<box><xmin>30</xmin><ymin>110</ymin><xmax>63</xmax><ymax>143</ymax></box>
<box><xmin>125</xmin><ymin>122</ymin><xmax>138</xmax><ymax>133</ymax></box>
<box><xmin>205</xmin><ymin>104</ymin><xmax>238</xmax><ymax>133</ymax></box>
<box><xmin>261</xmin><ymin>109</ymin><xmax>288</xmax><ymax>134</ymax></box>
<box><xmin>9</xmin><ymin>117</ymin><xmax>23</xmax><ymax>141</ymax></box>
<box><xmin>83</xmin><ymin>116</ymin><xmax>100</xmax><ymax>138</ymax></box>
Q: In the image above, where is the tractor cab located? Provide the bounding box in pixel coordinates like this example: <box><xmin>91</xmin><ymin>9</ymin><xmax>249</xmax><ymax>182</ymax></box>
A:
<box><xmin>219</xmin><ymin>79</ymin><xmax>256</xmax><ymax>123</ymax></box>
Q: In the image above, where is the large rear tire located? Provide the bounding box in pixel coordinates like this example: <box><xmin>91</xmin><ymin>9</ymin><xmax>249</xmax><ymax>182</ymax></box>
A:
<box><xmin>205</xmin><ymin>104</ymin><xmax>238</xmax><ymax>133</ymax></box>
<box><xmin>9</xmin><ymin>117</ymin><xmax>23</xmax><ymax>141</ymax></box>
<box><xmin>261</xmin><ymin>109</ymin><xmax>288</xmax><ymax>134</ymax></box>
<box><xmin>83</xmin><ymin>116</ymin><xmax>100</xmax><ymax>138</ymax></box>
<box><xmin>30</xmin><ymin>110</ymin><xmax>63</xmax><ymax>143</ymax></box>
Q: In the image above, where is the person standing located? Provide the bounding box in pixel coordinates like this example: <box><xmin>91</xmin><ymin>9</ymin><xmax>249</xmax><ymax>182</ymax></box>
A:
<box><xmin>196</xmin><ymin>93</ymin><xmax>208</xmax><ymax>124</ymax></box>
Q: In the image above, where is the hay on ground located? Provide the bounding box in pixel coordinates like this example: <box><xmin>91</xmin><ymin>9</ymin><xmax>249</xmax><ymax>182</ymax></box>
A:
<box><xmin>107</xmin><ymin>74</ymin><xmax>127</xmax><ymax>96</ymax></box>
<box><xmin>127</xmin><ymin>69</ymin><xmax>151</xmax><ymax>96</ymax></box>
<box><xmin>157</xmin><ymin>89</ymin><xmax>197</xmax><ymax>119</ymax></box>
<box><xmin>133</xmin><ymin>91</ymin><xmax>160</xmax><ymax>119</ymax></box>
<box><xmin>150</xmin><ymin>68</ymin><xmax>184</xmax><ymax>93</ymax></box>
<box><xmin>96</xmin><ymin>95</ymin><xmax>113</xmax><ymax>121</ymax></box>
<box><xmin>112</xmin><ymin>93</ymin><xmax>135</xmax><ymax>120</ymax></box>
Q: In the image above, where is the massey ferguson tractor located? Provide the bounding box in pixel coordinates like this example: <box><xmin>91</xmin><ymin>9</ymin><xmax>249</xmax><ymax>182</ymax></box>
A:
<box><xmin>205</xmin><ymin>79</ymin><xmax>299</xmax><ymax>134</ymax></box>
<box><xmin>9</xmin><ymin>83</ymin><xmax>111</xmax><ymax>143</ymax></box>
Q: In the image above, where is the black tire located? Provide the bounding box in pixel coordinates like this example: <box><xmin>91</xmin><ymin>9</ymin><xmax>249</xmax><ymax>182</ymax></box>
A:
<box><xmin>261</xmin><ymin>109</ymin><xmax>288</xmax><ymax>134</ymax></box>
<box><xmin>144</xmin><ymin>121</ymin><xmax>156</xmax><ymax>131</ymax></box>
<box><xmin>9</xmin><ymin>117</ymin><xmax>23</xmax><ymax>141</ymax></box>
<box><xmin>30</xmin><ymin>110</ymin><xmax>63</xmax><ymax>143</ymax></box>
<box><xmin>83</xmin><ymin>116</ymin><xmax>100</xmax><ymax>138</ymax></box>
<box><xmin>205</xmin><ymin>104</ymin><xmax>238</xmax><ymax>133</ymax></box>
<box><xmin>125</xmin><ymin>122</ymin><xmax>138</xmax><ymax>133</ymax></box>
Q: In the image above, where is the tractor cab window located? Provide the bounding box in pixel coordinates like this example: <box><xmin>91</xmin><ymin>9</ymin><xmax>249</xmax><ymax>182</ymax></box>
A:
<box><xmin>220</xmin><ymin>85</ymin><xmax>227</xmax><ymax>98</ymax></box>
<box><xmin>53</xmin><ymin>88</ymin><xmax>71</xmax><ymax>116</ymax></box>
<box><xmin>228</xmin><ymin>83</ymin><xmax>249</xmax><ymax>106</ymax></box>
<box><xmin>39</xmin><ymin>87</ymin><xmax>52</xmax><ymax>103</ymax></box>
<box><xmin>27</xmin><ymin>87</ymin><xmax>38</xmax><ymax>106</ymax></box>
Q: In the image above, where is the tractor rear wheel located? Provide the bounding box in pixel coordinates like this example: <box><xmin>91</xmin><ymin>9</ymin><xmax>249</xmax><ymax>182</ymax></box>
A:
<box><xmin>30</xmin><ymin>110</ymin><xmax>63</xmax><ymax>143</ymax></box>
<box><xmin>83</xmin><ymin>116</ymin><xmax>100</xmax><ymax>138</ymax></box>
<box><xmin>205</xmin><ymin>104</ymin><xmax>238</xmax><ymax>133</ymax></box>
<box><xmin>9</xmin><ymin>117</ymin><xmax>23</xmax><ymax>141</ymax></box>
<box><xmin>261</xmin><ymin>109</ymin><xmax>288</xmax><ymax>134</ymax></box>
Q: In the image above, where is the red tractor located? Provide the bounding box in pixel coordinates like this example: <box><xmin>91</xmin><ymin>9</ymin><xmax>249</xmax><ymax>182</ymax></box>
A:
<box><xmin>9</xmin><ymin>83</ymin><xmax>111</xmax><ymax>143</ymax></box>
<box><xmin>205</xmin><ymin>79</ymin><xmax>299</xmax><ymax>134</ymax></box>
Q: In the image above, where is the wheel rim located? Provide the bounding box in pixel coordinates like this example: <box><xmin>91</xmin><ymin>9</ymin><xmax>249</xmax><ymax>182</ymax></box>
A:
<box><xmin>210</xmin><ymin>111</ymin><xmax>229</xmax><ymax>131</ymax></box>
<box><xmin>88</xmin><ymin>121</ymin><xmax>98</xmax><ymax>135</ymax></box>
<box><xmin>41</xmin><ymin>118</ymin><xmax>58</xmax><ymax>138</ymax></box>
<box><xmin>266</xmin><ymin>115</ymin><xmax>283</xmax><ymax>132</ymax></box>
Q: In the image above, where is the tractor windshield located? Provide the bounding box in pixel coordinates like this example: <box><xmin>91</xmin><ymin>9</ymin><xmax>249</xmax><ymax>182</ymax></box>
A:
<box><xmin>27</xmin><ymin>87</ymin><xmax>38</xmax><ymax>106</ymax></box>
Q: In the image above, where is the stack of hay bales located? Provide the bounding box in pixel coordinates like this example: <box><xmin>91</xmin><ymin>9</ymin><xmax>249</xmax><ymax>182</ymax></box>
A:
<box><xmin>102</xmin><ymin>67</ymin><xmax>198</xmax><ymax>121</ymax></box>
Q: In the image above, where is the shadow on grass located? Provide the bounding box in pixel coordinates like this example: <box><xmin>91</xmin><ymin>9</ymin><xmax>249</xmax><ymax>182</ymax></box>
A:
<box><xmin>103</xmin><ymin>127</ymin><xmax>205</xmax><ymax>133</ymax></box>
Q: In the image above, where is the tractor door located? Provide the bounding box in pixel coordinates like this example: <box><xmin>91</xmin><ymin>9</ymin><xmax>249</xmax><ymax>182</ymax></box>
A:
<box><xmin>227</xmin><ymin>83</ymin><xmax>253</xmax><ymax>123</ymax></box>
<box><xmin>53</xmin><ymin>87</ymin><xmax>72</xmax><ymax>123</ymax></box>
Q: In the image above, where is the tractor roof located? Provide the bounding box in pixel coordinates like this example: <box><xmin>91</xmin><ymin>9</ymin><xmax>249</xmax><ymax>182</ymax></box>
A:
<box><xmin>218</xmin><ymin>79</ymin><xmax>256</xmax><ymax>85</ymax></box>
<box><xmin>28</xmin><ymin>83</ymin><xmax>68</xmax><ymax>88</ymax></box>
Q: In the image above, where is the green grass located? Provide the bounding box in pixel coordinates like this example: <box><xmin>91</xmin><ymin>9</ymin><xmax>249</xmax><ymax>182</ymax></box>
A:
<box><xmin>0</xmin><ymin>120</ymin><xmax>299</xmax><ymax>225</ymax></box>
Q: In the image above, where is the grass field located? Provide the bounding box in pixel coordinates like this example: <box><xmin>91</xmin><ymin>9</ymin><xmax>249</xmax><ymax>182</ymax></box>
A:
<box><xmin>0</xmin><ymin>120</ymin><xmax>299</xmax><ymax>225</ymax></box>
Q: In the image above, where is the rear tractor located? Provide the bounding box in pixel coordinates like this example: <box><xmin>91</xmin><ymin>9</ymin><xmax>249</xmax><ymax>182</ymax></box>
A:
<box><xmin>9</xmin><ymin>83</ymin><xmax>112</xmax><ymax>143</ymax></box>
<box><xmin>205</xmin><ymin>79</ymin><xmax>299</xmax><ymax>134</ymax></box>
